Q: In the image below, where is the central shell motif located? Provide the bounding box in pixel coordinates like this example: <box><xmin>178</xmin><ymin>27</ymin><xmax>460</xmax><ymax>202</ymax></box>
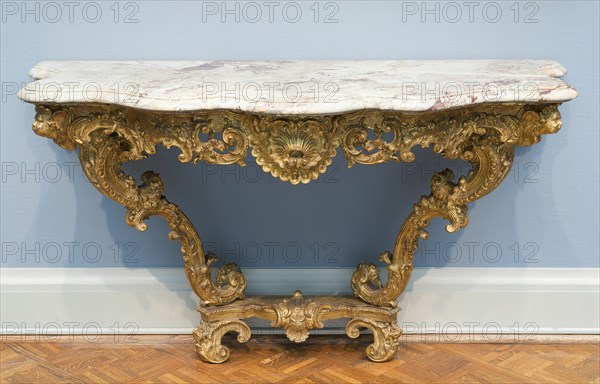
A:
<box><xmin>250</xmin><ymin>118</ymin><xmax>340</xmax><ymax>184</ymax></box>
<box><xmin>272</xmin><ymin>126</ymin><xmax>320</xmax><ymax>169</ymax></box>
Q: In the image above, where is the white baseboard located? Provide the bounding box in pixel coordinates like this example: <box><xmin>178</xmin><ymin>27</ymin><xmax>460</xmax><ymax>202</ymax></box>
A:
<box><xmin>1</xmin><ymin>268</ymin><xmax>598</xmax><ymax>337</ymax></box>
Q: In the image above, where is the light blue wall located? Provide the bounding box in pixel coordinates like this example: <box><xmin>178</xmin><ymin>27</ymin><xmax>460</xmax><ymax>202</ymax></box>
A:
<box><xmin>1</xmin><ymin>1</ymin><xmax>598</xmax><ymax>269</ymax></box>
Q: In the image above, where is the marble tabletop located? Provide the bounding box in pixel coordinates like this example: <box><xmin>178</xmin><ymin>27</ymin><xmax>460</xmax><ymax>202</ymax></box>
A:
<box><xmin>18</xmin><ymin>60</ymin><xmax>577</xmax><ymax>114</ymax></box>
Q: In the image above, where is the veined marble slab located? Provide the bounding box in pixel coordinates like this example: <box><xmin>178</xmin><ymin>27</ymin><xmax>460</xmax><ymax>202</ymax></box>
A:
<box><xmin>18</xmin><ymin>60</ymin><xmax>577</xmax><ymax>114</ymax></box>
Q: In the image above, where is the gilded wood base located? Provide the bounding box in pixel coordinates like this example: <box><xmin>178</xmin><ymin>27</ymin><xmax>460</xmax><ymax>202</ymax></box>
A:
<box><xmin>195</xmin><ymin>292</ymin><xmax>401</xmax><ymax>363</ymax></box>
<box><xmin>29</xmin><ymin>102</ymin><xmax>564</xmax><ymax>364</ymax></box>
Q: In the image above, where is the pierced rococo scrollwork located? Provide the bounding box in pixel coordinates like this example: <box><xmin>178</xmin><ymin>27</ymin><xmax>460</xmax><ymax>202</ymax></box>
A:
<box><xmin>197</xmin><ymin>294</ymin><xmax>400</xmax><ymax>363</ymax></box>
<box><xmin>32</xmin><ymin>104</ymin><xmax>250</xmax><ymax>306</ymax></box>
<box><xmin>343</xmin><ymin>104</ymin><xmax>561</xmax><ymax>307</ymax></box>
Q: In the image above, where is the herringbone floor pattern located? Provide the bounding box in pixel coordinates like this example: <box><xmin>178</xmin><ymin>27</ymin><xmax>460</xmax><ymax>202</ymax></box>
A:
<box><xmin>1</xmin><ymin>335</ymin><xmax>598</xmax><ymax>383</ymax></box>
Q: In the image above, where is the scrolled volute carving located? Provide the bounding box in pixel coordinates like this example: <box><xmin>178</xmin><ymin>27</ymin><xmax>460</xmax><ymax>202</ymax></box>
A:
<box><xmin>346</xmin><ymin>318</ymin><xmax>402</xmax><ymax>362</ymax></box>
<box><xmin>33</xmin><ymin>105</ymin><xmax>247</xmax><ymax>307</ymax></box>
<box><xmin>348</xmin><ymin>105</ymin><xmax>552</xmax><ymax>307</ymax></box>
<box><xmin>193</xmin><ymin>319</ymin><xmax>251</xmax><ymax>363</ymax></box>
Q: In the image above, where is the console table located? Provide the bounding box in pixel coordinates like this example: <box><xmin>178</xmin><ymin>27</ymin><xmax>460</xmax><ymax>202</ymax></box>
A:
<box><xmin>18</xmin><ymin>60</ymin><xmax>577</xmax><ymax>363</ymax></box>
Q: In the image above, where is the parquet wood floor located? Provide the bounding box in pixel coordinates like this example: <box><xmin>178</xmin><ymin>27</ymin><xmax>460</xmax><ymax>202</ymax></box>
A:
<box><xmin>1</xmin><ymin>335</ymin><xmax>598</xmax><ymax>383</ymax></box>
